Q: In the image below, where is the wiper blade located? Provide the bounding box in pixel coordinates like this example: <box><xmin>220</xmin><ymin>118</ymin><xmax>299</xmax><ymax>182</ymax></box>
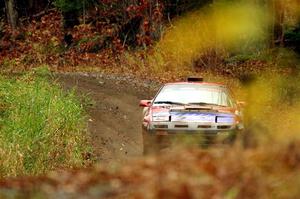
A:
<box><xmin>188</xmin><ymin>102</ymin><xmax>226</xmax><ymax>107</ymax></box>
<box><xmin>154</xmin><ymin>101</ymin><xmax>187</xmax><ymax>105</ymax></box>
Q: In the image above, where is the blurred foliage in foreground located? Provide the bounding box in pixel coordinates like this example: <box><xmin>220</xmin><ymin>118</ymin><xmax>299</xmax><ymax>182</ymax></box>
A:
<box><xmin>0</xmin><ymin>68</ymin><xmax>91</xmax><ymax>177</ymax></box>
<box><xmin>1</xmin><ymin>145</ymin><xmax>300</xmax><ymax>198</ymax></box>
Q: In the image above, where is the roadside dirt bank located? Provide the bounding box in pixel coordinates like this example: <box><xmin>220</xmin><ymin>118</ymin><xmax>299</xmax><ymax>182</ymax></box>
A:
<box><xmin>56</xmin><ymin>72</ymin><xmax>160</xmax><ymax>163</ymax></box>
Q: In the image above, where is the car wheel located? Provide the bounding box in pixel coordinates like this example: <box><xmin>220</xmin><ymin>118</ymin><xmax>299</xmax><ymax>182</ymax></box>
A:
<box><xmin>142</xmin><ymin>129</ymin><xmax>153</xmax><ymax>155</ymax></box>
<box><xmin>219</xmin><ymin>130</ymin><xmax>239</xmax><ymax>146</ymax></box>
<box><xmin>143</xmin><ymin>134</ymin><xmax>150</xmax><ymax>155</ymax></box>
<box><xmin>142</xmin><ymin>129</ymin><xmax>161</xmax><ymax>155</ymax></box>
<box><xmin>241</xmin><ymin>121</ymin><xmax>270</xmax><ymax>148</ymax></box>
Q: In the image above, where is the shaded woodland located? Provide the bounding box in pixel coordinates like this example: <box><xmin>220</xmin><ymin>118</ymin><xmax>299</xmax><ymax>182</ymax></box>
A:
<box><xmin>0</xmin><ymin>0</ymin><xmax>299</xmax><ymax>72</ymax></box>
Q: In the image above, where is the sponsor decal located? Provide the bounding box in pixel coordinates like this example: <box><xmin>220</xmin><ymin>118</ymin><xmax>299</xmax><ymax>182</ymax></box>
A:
<box><xmin>170</xmin><ymin>112</ymin><xmax>235</xmax><ymax>123</ymax></box>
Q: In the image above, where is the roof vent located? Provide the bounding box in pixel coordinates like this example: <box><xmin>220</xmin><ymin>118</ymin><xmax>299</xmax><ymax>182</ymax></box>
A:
<box><xmin>187</xmin><ymin>77</ymin><xmax>203</xmax><ymax>82</ymax></box>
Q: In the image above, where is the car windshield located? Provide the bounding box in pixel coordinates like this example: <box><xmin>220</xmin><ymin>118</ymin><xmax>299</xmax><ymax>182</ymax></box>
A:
<box><xmin>153</xmin><ymin>84</ymin><xmax>234</xmax><ymax>107</ymax></box>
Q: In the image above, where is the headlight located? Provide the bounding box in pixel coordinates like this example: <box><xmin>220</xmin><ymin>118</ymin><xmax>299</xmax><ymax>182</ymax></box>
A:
<box><xmin>152</xmin><ymin>115</ymin><xmax>169</xmax><ymax>122</ymax></box>
<box><xmin>216</xmin><ymin>116</ymin><xmax>235</xmax><ymax>123</ymax></box>
<box><xmin>237</xmin><ymin>123</ymin><xmax>244</xmax><ymax>130</ymax></box>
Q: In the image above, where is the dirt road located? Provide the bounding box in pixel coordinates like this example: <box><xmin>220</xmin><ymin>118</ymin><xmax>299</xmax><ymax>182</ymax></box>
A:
<box><xmin>56</xmin><ymin>73</ymin><xmax>159</xmax><ymax>162</ymax></box>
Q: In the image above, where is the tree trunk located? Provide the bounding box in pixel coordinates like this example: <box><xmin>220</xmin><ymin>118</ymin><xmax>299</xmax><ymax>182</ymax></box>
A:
<box><xmin>274</xmin><ymin>0</ymin><xmax>285</xmax><ymax>47</ymax></box>
<box><xmin>270</xmin><ymin>0</ymin><xmax>285</xmax><ymax>47</ymax></box>
<box><xmin>5</xmin><ymin>0</ymin><xmax>18</xmax><ymax>29</ymax></box>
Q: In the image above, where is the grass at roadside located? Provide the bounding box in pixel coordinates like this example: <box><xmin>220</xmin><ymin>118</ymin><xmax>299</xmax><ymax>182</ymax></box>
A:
<box><xmin>0</xmin><ymin>68</ymin><xmax>91</xmax><ymax>177</ymax></box>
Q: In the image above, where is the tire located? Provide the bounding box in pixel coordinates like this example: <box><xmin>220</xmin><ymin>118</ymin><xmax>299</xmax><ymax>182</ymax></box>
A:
<box><xmin>242</xmin><ymin>129</ymin><xmax>258</xmax><ymax>149</ymax></box>
<box><xmin>143</xmin><ymin>140</ymin><xmax>151</xmax><ymax>155</ymax></box>
<box><xmin>228</xmin><ymin>130</ymin><xmax>240</xmax><ymax>145</ymax></box>
<box><xmin>142</xmin><ymin>129</ymin><xmax>151</xmax><ymax>155</ymax></box>
<box><xmin>241</xmin><ymin>121</ymin><xmax>269</xmax><ymax>149</ymax></box>
<box><xmin>142</xmin><ymin>129</ymin><xmax>160</xmax><ymax>155</ymax></box>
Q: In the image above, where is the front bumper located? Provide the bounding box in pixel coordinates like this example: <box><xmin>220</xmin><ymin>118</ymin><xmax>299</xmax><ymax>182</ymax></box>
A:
<box><xmin>142</xmin><ymin>120</ymin><xmax>243</xmax><ymax>148</ymax></box>
<box><xmin>144</xmin><ymin>120</ymin><xmax>243</xmax><ymax>131</ymax></box>
<box><xmin>143</xmin><ymin>128</ymin><xmax>240</xmax><ymax>147</ymax></box>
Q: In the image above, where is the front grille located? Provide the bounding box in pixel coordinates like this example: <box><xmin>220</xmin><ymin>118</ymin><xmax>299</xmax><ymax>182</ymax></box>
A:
<box><xmin>174</xmin><ymin>124</ymin><xmax>188</xmax><ymax>128</ymax></box>
<box><xmin>217</xmin><ymin>125</ymin><xmax>232</xmax><ymax>130</ymax></box>
<box><xmin>154</xmin><ymin>125</ymin><xmax>168</xmax><ymax>129</ymax></box>
<box><xmin>198</xmin><ymin>125</ymin><xmax>212</xmax><ymax>129</ymax></box>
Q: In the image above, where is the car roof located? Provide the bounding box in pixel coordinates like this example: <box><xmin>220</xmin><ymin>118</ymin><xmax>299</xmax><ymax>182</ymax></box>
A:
<box><xmin>164</xmin><ymin>82</ymin><xmax>226</xmax><ymax>87</ymax></box>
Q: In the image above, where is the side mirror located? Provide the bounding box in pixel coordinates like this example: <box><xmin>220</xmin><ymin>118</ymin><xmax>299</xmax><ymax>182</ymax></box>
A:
<box><xmin>139</xmin><ymin>100</ymin><xmax>151</xmax><ymax>107</ymax></box>
<box><xmin>237</xmin><ymin>101</ymin><xmax>246</xmax><ymax>108</ymax></box>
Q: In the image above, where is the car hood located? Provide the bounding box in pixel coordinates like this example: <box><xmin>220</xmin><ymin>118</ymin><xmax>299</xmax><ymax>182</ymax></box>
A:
<box><xmin>152</xmin><ymin>105</ymin><xmax>235</xmax><ymax>113</ymax></box>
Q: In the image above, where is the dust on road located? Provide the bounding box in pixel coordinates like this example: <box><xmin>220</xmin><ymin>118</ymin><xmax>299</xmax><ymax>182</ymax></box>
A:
<box><xmin>56</xmin><ymin>73</ymin><xmax>159</xmax><ymax>162</ymax></box>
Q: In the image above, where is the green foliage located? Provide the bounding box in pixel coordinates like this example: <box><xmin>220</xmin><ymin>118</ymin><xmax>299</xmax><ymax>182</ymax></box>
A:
<box><xmin>54</xmin><ymin>0</ymin><xmax>82</xmax><ymax>12</ymax></box>
<box><xmin>224</xmin><ymin>50</ymin><xmax>273</xmax><ymax>65</ymax></box>
<box><xmin>163</xmin><ymin>0</ymin><xmax>213</xmax><ymax>17</ymax></box>
<box><xmin>272</xmin><ymin>48</ymin><xmax>300</xmax><ymax>70</ymax></box>
<box><xmin>54</xmin><ymin>0</ymin><xmax>95</xmax><ymax>13</ymax></box>
<box><xmin>0</xmin><ymin>68</ymin><xmax>90</xmax><ymax>177</ymax></box>
<box><xmin>285</xmin><ymin>26</ymin><xmax>300</xmax><ymax>41</ymax></box>
<box><xmin>285</xmin><ymin>23</ymin><xmax>300</xmax><ymax>54</ymax></box>
<box><xmin>0</xmin><ymin>58</ymin><xmax>18</xmax><ymax>69</ymax></box>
